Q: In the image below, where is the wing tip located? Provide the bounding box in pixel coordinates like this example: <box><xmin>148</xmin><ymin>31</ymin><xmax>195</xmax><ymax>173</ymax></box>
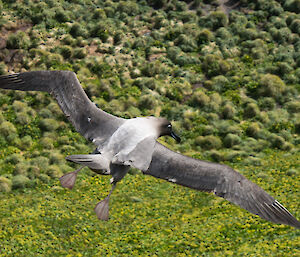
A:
<box><xmin>272</xmin><ymin>200</ymin><xmax>300</xmax><ymax>229</ymax></box>
<box><xmin>258</xmin><ymin>200</ymin><xmax>300</xmax><ymax>229</ymax></box>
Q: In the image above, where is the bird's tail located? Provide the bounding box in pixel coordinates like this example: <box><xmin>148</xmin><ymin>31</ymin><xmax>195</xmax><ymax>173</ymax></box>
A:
<box><xmin>66</xmin><ymin>154</ymin><xmax>109</xmax><ymax>171</ymax></box>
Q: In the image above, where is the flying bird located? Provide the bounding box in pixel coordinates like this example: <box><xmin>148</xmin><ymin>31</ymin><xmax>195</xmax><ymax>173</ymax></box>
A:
<box><xmin>0</xmin><ymin>70</ymin><xmax>299</xmax><ymax>228</ymax></box>
<box><xmin>63</xmin><ymin>116</ymin><xmax>180</xmax><ymax>220</ymax></box>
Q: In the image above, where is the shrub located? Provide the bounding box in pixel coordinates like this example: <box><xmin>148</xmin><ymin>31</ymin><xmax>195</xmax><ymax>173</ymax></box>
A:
<box><xmin>270</xmin><ymin>134</ymin><xmax>286</xmax><ymax>149</ymax></box>
<box><xmin>138</xmin><ymin>94</ymin><xmax>157</xmax><ymax>110</ymax></box>
<box><xmin>13</xmin><ymin>162</ymin><xmax>29</xmax><ymax>176</ymax></box>
<box><xmin>174</xmin><ymin>34</ymin><xmax>197</xmax><ymax>52</ymax></box>
<box><xmin>19</xmin><ymin>135</ymin><xmax>32</xmax><ymax>150</ymax></box>
<box><xmin>208</xmin><ymin>150</ymin><xmax>225</xmax><ymax>162</ymax></box>
<box><xmin>38</xmin><ymin>174</ymin><xmax>51</xmax><ymax>184</ymax></box>
<box><xmin>60</xmin><ymin>46</ymin><xmax>73</xmax><ymax>59</ymax></box>
<box><xmin>0</xmin><ymin>112</ymin><xmax>4</xmax><ymax>124</ymax></box>
<box><xmin>47</xmin><ymin>165</ymin><xmax>63</xmax><ymax>179</ymax></box>
<box><xmin>0</xmin><ymin>177</ymin><xmax>12</xmax><ymax>192</ymax></box>
<box><xmin>210</xmin><ymin>75</ymin><xmax>229</xmax><ymax>92</ymax></box>
<box><xmin>195</xmin><ymin>135</ymin><xmax>222</xmax><ymax>150</ymax></box>
<box><xmin>6</xmin><ymin>31</ymin><xmax>30</xmax><ymax>49</ymax></box>
<box><xmin>223</xmin><ymin>133</ymin><xmax>241</xmax><ymax>148</ymax></box>
<box><xmin>49</xmin><ymin>152</ymin><xmax>64</xmax><ymax>165</ymax></box>
<box><xmin>40</xmin><ymin>137</ymin><xmax>54</xmax><ymax>149</ymax></box>
<box><xmin>286</xmin><ymin>100</ymin><xmax>300</xmax><ymax>113</ymax></box>
<box><xmin>0</xmin><ymin>121</ymin><xmax>17</xmax><ymax>138</ymax></box>
<box><xmin>244</xmin><ymin>103</ymin><xmax>260</xmax><ymax>118</ymax></box>
<box><xmin>133</xmin><ymin>77</ymin><xmax>156</xmax><ymax>90</ymax></box>
<box><xmin>13</xmin><ymin>100</ymin><xmax>27</xmax><ymax>112</ymax></box>
<box><xmin>54</xmin><ymin>8</ymin><xmax>70</xmax><ymax>22</ymax></box>
<box><xmin>5</xmin><ymin>153</ymin><xmax>24</xmax><ymax>165</ymax></box>
<box><xmin>257</xmin><ymin>74</ymin><xmax>286</xmax><ymax>98</ymax></box>
<box><xmin>246</xmin><ymin>122</ymin><xmax>261</xmax><ymax>138</ymax></box>
<box><xmin>202</xmin><ymin>54</ymin><xmax>230</xmax><ymax>78</ymax></box>
<box><xmin>197</xmin><ymin>29</ymin><xmax>214</xmax><ymax>45</ymax></box>
<box><xmin>284</xmin><ymin>0</ymin><xmax>300</xmax><ymax>13</ymax></box>
<box><xmin>16</xmin><ymin>112</ymin><xmax>30</xmax><ymax>125</ymax></box>
<box><xmin>0</xmin><ymin>62</ymin><xmax>7</xmax><ymax>75</ymax></box>
<box><xmin>206</xmin><ymin>11</ymin><xmax>228</xmax><ymax>30</ymax></box>
<box><xmin>12</xmin><ymin>175</ymin><xmax>30</xmax><ymax>189</ymax></box>
<box><xmin>222</xmin><ymin>104</ymin><xmax>236</xmax><ymax>119</ymax></box>
<box><xmin>30</xmin><ymin>156</ymin><xmax>49</xmax><ymax>171</ymax></box>
<box><xmin>290</xmin><ymin>19</ymin><xmax>300</xmax><ymax>34</ymax></box>
<box><xmin>70</xmin><ymin>23</ymin><xmax>87</xmax><ymax>38</ymax></box>
<box><xmin>117</xmin><ymin>1</ymin><xmax>139</xmax><ymax>16</ymax></box>
<box><xmin>258</xmin><ymin>97</ymin><xmax>276</xmax><ymax>110</ymax></box>
<box><xmin>73</xmin><ymin>48</ymin><xmax>87</xmax><ymax>59</ymax></box>
<box><xmin>39</xmin><ymin>118</ymin><xmax>60</xmax><ymax>131</ymax></box>
<box><xmin>45</xmin><ymin>53</ymin><xmax>64</xmax><ymax>69</ymax></box>
<box><xmin>190</xmin><ymin>89</ymin><xmax>210</xmax><ymax>107</ymax></box>
<box><xmin>26</xmin><ymin>165</ymin><xmax>41</xmax><ymax>180</ymax></box>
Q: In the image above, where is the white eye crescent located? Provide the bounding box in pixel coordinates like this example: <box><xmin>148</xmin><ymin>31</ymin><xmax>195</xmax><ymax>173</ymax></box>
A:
<box><xmin>167</xmin><ymin>124</ymin><xmax>172</xmax><ymax>128</ymax></box>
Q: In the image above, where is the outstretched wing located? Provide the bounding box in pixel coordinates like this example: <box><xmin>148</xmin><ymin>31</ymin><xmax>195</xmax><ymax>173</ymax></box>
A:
<box><xmin>146</xmin><ymin>143</ymin><xmax>300</xmax><ymax>228</ymax></box>
<box><xmin>0</xmin><ymin>71</ymin><xmax>124</xmax><ymax>145</ymax></box>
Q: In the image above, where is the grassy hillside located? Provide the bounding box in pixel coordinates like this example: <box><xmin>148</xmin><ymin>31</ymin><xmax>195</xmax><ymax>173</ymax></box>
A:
<box><xmin>0</xmin><ymin>0</ymin><xmax>299</xmax><ymax>256</ymax></box>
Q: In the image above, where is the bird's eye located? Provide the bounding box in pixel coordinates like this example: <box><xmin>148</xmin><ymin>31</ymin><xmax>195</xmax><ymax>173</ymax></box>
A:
<box><xmin>167</xmin><ymin>124</ymin><xmax>172</xmax><ymax>128</ymax></box>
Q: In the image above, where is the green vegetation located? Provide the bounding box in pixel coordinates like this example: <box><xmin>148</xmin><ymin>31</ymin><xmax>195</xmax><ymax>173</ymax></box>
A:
<box><xmin>0</xmin><ymin>0</ymin><xmax>299</xmax><ymax>256</ymax></box>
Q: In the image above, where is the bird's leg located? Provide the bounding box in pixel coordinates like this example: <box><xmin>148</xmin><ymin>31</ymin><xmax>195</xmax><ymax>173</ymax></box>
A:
<box><xmin>94</xmin><ymin>182</ymin><xmax>117</xmax><ymax>221</ymax></box>
<box><xmin>59</xmin><ymin>166</ymin><xmax>84</xmax><ymax>189</ymax></box>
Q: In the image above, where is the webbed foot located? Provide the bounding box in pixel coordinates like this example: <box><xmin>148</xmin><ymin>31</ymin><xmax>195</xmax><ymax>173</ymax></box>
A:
<box><xmin>59</xmin><ymin>166</ymin><xmax>83</xmax><ymax>189</ymax></box>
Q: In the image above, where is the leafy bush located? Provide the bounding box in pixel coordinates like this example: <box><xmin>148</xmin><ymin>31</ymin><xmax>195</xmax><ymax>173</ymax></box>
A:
<box><xmin>190</xmin><ymin>89</ymin><xmax>210</xmax><ymax>108</ymax></box>
<box><xmin>195</xmin><ymin>135</ymin><xmax>222</xmax><ymax>150</ymax></box>
<box><xmin>16</xmin><ymin>112</ymin><xmax>31</xmax><ymax>125</ymax></box>
<box><xmin>197</xmin><ymin>29</ymin><xmax>214</xmax><ymax>45</ymax></box>
<box><xmin>222</xmin><ymin>104</ymin><xmax>236</xmax><ymax>119</ymax></box>
<box><xmin>0</xmin><ymin>177</ymin><xmax>12</xmax><ymax>192</ymax></box>
<box><xmin>257</xmin><ymin>74</ymin><xmax>286</xmax><ymax>98</ymax></box>
<box><xmin>13</xmin><ymin>100</ymin><xmax>27</xmax><ymax>112</ymax></box>
<box><xmin>269</xmin><ymin>134</ymin><xmax>286</xmax><ymax>149</ymax></box>
<box><xmin>223</xmin><ymin>133</ymin><xmax>242</xmax><ymax>148</ymax></box>
<box><xmin>201</xmin><ymin>11</ymin><xmax>228</xmax><ymax>30</ymax></box>
<box><xmin>39</xmin><ymin>118</ymin><xmax>60</xmax><ymax>131</ymax></box>
<box><xmin>12</xmin><ymin>175</ymin><xmax>30</xmax><ymax>189</ymax></box>
<box><xmin>13</xmin><ymin>162</ymin><xmax>29</xmax><ymax>176</ymax></box>
<box><xmin>202</xmin><ymin>54</ymin><xmax>231</xmax><ymax>78</ymax></box>
<box><xmin>60</xmin><ymin>46</ymin><xmax>73</xmax><ymax>59</ymax></box>
<box><xmin>46</xmin><ymin>165</ymin><xmax>63</xmax><ymax>179</ymax></box>
<box><xmin>284</xmin><ymin>0</ymin><xmax>300</xmax><ymax>13</ymax></box>
<box><xmin>246</xmin><ymin>122</ymin><xmax>261</xmax><ymax>138</ymax></box>
<box><xmin>6</xmin><ymin>32</ymin><xmax>30</xmax><ymax>49</ymax></box>
<box><xmin>0</xmin><ymin>121</ymin><xmax>17</xmax><ymax>143</ymax></box>
<box><xmin>73</xmin><ymin>48</ymin><xmax>87</xmax><ymax>59</ymax></box>
<box><xmin>40</xmin><ymin>137</ymin><xmax>54</xmax><ymax>149</ymax></box>
<box><xmin>70</xmin><ymin>23</ymin><xmax>87</xmax><ymax>38</ymax></box>
<box><xmin>286</xmin><ymin>100</ymin><xmax>300</xmax><ymax>113</ymax></box>
<box><xmin>244</xmin><ymin>103</ymin><xmax>260</xmax><ymax>119</ymax></box>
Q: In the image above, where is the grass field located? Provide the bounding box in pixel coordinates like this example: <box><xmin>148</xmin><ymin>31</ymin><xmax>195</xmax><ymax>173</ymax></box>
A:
<box><xmin>0</xmin><ymin>150</ymin><xmax>299</xmax><ymax>256</ymax></box>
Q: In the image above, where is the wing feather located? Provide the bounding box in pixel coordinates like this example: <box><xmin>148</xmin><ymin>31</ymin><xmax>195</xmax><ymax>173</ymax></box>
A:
<box><xmin>0</xmin><ymin>71</ymin><xmax>124</xmax><ymax>144</ymax></box>
<box><xmin>146</xmin><ymin>143</ymin><xmax>300</xmax><ymax>228</ymax></box>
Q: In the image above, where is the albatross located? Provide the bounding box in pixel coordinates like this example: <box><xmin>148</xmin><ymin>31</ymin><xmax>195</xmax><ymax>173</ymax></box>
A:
<box><xmin>0</xmin><ymin>70</ymin><xmax>299</xmax><ymax>228</ymax></box>
<box><xmin>62</xmin><ymin>116</ymin><xmax>181</xmax><ymax>220</ymax></box>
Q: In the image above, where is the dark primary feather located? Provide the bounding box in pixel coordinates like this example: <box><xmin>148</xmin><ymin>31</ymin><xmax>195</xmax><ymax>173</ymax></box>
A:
<box><xmin>0</xmin><ymin>71</ymin><xmax>124</xmax><ymax>144</ymax></box>
<box><xmin>0</xmin><ymin>71</ymin><xmax>299</xmax><ymax>228</ymax></box>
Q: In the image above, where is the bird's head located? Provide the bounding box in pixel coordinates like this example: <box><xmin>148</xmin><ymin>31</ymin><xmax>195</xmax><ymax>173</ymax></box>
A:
<box><xmin>157</xmin><ymin>118</ymin><xmax>181</xmax><ymax>143</ymax></box>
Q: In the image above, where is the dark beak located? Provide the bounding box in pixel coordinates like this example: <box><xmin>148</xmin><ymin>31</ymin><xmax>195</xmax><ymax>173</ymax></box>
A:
<box><xmin>171</xmin><ymin>131</ymin><xmax>181</xmax><ymax>143</ymax></box>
